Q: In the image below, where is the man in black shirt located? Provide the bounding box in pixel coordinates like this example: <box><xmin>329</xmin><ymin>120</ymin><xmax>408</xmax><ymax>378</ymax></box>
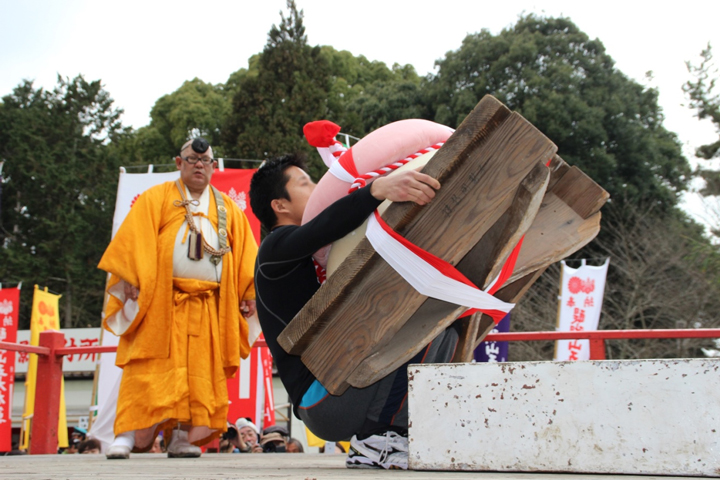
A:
<box><xmin>250</xmin><ymin>154</ymin><xmax>459</xmax><ymax>469</ymax></box>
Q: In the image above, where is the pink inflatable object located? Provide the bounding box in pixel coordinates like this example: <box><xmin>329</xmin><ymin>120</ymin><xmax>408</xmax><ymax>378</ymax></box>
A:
<box><xmin>302</xmin><ymin>119</ymin><xmax>453</xmax><ymax>267</ymax></box>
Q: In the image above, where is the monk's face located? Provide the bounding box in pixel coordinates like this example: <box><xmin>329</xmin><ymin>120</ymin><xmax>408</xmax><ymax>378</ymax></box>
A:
<box><xmin>176</xmin><ymin>146</ymin><xmax>215</xmax><ymax>195</ymax></box>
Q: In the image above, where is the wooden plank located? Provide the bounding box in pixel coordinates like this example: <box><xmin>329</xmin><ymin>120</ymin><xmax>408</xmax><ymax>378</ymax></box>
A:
<box><xmin>471</xmin><ymin>267</ymin><xmax>548</xmax><ymax>350</ymax></box>
<box><xmin>277</xmin><ymin>95</ymin><xmax>512</xmax><ymax>356</ymax></box>
<box><xmin>552</xmin><ymin>166</ymin><xmax>609</xmax><ymax>219</ymax></box>
<box><xmin>460</xmin><ymin>161</ymin><xmax>549</xmax><ymax>291</ymax></box>
<box><xmin>346</xmin><ymin>299</ymin><xmax>466</xmax><ymax>389</ymax></box>
<box><xmin>545</xmin><ymin>154</ymin><xmax>570</xmax><ymax>191</ymax></box>
<box><xmin>452</xmin><ymin>314</ymin><xmax>484</xmax><ymax>363</ymax></box>
<box><xmin>343</xmin><ymin>161</ymin><xmax>550</xmax><ymax>389</ymax></box>
<box><xmin>509</xmin><ymin>195</ymin><xmax>602</xmax><ymax>284</ymax></box>
<box><xmin>297</xmin><ymin>114</ymin><xmax>557</xmax><ymax>394</ymax></box>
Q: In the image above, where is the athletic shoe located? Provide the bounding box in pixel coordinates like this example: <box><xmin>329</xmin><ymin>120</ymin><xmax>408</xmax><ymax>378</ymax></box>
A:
<box><xmin>346</xmin><ymin>431</ymin><xmax>408</xmax><ymax>470</ymax></box>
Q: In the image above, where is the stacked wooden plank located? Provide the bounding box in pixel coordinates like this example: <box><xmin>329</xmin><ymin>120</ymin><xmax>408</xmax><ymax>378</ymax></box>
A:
<box><xmin>277</xmin><ymin>95</ymin><xmax>609</xmax><ymax>395</ymax></box>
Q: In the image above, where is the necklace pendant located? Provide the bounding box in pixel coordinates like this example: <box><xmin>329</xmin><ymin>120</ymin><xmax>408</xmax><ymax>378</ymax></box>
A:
<box><xmin>188</xmin><ymin>232</ymin><xmax>204</xmax><ymax>261</ymax></box>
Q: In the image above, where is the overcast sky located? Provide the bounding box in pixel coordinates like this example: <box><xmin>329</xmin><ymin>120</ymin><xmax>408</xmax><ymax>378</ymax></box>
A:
<box><xmin>1</xmin><ymin>0</ymin><xmax>719</xmax><ymax>224</ymax></box>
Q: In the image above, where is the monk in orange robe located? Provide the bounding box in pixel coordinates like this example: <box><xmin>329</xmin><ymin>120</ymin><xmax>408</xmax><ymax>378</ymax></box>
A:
<box><xmin>99</xmin><ymin>137</ymin><xmax>257</xmax><ymax>459</ymax></box>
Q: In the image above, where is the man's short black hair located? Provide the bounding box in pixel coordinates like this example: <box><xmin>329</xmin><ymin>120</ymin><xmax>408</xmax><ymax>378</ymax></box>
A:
<box><xmin>249</xmin><ymin>154</ymin><xmax>308</xmax><ymax>232</ymax></box>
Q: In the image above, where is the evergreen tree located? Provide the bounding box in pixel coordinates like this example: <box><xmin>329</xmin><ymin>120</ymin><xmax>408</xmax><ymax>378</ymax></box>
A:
<box><xmin>684</xmin><ymin>44</ymin><xmax>720</xmax><ymax>197</ymax></box>
<box><xmin>223</xmin><ymin>0</ymin><xmax>331</xmax><ymax>179</ymax></box>
<box><xmin>426</xmin><ymin>15</ymin><xmax>690</xmax><ymax>209</ymax></box>
<box><xmin>121</xmin><ymin>78</ymin><xmax>231</xmax><ymax>166</ymax></box>
<box><xmin>320</xmin><ymin>47</ymin><xmax>425</xmax><ymax>137</ymax></box>
<box><xmin>0</xmin><ymin>75</ymin><xmax>124</xmax><ymax>328</ymax></box>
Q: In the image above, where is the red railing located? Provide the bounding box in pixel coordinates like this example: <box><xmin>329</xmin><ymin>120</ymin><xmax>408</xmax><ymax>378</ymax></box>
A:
<box><xmin>1</xmin><ymin>328</ymin><xmax>718</xmax><ymax>454</ymax></box>
<box><xmin>483</xmin><ymin>328</ymin><xmax>720</xmax><ymax>360</ymax></box>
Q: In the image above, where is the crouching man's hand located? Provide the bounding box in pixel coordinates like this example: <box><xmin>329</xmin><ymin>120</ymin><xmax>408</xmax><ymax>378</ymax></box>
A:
<box><xmin>370</xmin><ymin>168</ymin><xmax>441</xmax><ymax>205</ymax></box>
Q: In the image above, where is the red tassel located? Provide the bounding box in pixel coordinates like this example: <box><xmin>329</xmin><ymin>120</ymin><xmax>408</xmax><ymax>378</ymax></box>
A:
<box><xmin>303</xmin><ymin>120</ymin><xmax>342</xmax><ymax>147</ymax></box>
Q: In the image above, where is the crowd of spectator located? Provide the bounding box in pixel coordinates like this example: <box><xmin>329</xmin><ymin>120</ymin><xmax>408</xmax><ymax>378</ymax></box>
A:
<box><xmin>47</xmin><ymin>421</ymin><xmax>309</xmax><ymax>455</ymax></box>
<box><xmin>219</xmin><ymin>418</ymin><xmax>304</xmax><ymax>454</ymax></box>
<box><xmin>6</xmin><ymin>420</ymin><xmax>317</xmax><ymax>455</ymax></box>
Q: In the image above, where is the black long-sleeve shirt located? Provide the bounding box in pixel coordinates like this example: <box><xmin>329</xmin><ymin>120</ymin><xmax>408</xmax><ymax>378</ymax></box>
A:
<box><xmin>254</xmin><ymin>186</ymin><xmax>383</xmax><ymax>417</ymax></box>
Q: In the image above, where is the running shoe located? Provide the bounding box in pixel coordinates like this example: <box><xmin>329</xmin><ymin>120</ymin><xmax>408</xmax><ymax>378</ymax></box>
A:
<box><xmin>345</xmin><ymin>430</ymin><xmax>408</xmax><ymax>470</ymax></box>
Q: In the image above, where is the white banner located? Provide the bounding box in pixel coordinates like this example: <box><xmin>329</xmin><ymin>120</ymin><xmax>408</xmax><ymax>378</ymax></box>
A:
<box><xmin>15</xmin><ymin>328</ymin><xmax>101</xmax><ymax>373</ymax></box>
<box><xmin>554</xmin><ymin>259</ymin><xmax>609</xmax><ymax>361</ymax></box>
<box><xmin>111</xmin><ymin>170</ymin><xmax>179</xmax><ymax>238</ymax></box>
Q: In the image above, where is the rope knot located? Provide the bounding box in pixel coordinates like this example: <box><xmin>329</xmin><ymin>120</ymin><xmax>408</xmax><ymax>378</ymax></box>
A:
<box><xmin>173</xmin><ymin>198</ymin><xmax>200</xmax><ymax>208</ymax></box>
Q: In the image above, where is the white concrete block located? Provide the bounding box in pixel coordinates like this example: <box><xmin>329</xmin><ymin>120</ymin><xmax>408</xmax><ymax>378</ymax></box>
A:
<box><xmin>408</xmin><ymin>359</ymin><xmax>720</xmax><ymax>476</ymax></box>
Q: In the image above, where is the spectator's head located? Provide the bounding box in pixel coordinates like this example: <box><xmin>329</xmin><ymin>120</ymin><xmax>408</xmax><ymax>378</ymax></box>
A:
<box><xmin>235</xmin><ymin>418</ymin><xmax>260</xmax><ymax>447</ymax></box>
<box><xmin>260</xmin><ymin>432</ymin><xmax>286</xmax><ymax>453</ymax></box>
<box><xmin>71</xmin><ymin>427</ymin><xmax>87</xmax><ymax>442</ymax></box>
<box><xmin>148</xmin><ymin>434</ymin><xmax>165</xmax><ymax>453</ymax></box>
<box><xmin>286</xmin><ymin>438</ymin><xmax>304</xmax><ymax>453</ymax></box>
<box><xmin>249</xmin><ymin>154</ymin><xmax>312</xmax><ymax>231</ymax></box>
<box><xmin>262</xmin><ymin>425</ymin><xmax>289</xmax><ymax>437</ymax></box>
<box><xmin>78</xmin><ymin>438</ymin><xmax>101</xmax><ymax>454</ymax></box>
<box><xmin>175</xmin><ymin>137</ymin><xmax>216</xmax><ymax>195</ymax></box>
<box><xmin>66</xmin><ymin>436</ymin><xmax>82</xmax><ymax>454</ymax></box>
<box><xmin>219</xmin><ymin>423</ymin><xmax>239</xmax><ymax>453</ymax></box>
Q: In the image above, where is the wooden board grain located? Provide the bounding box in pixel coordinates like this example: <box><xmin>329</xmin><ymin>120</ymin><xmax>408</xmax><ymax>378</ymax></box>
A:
<box><xmin>509</xmin><ymin>194</ymin><xmax>602</xmax><ymax>283</ymax></box>
<box><xmin>452</xmin><ymin>314</ymin><xmax>484</xmax><ymax>363</ymax></box>
<box><xmin>552</xmin><ymin>166</ymin><xmax>609</xmax><ymax>219</ymax></box>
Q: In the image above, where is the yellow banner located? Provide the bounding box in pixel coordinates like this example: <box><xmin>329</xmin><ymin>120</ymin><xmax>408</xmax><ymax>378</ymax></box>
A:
<box><xmin>20</xmin><ymin>285</ymin><xmax>68</xmax><ymax>450</ymax></box>
<box><xmin>304</xmin><ymin>426</ymin><xmax>349</xmax><ymax>453</ymax></box>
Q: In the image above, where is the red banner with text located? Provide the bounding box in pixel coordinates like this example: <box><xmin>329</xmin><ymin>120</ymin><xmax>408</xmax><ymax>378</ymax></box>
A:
<box><xmin>0</xmin><ymin>287</ymin><xmax>20</xmax><ymax>451</ymax></box>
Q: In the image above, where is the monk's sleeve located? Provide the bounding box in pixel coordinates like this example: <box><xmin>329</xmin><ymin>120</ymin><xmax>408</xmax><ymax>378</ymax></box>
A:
<box><xmin>232</xmin><ymin>206</ymin><xmax>258</xmax><ymax>302</ymax></box>
<box><xmin>221</xmin><ymin>201</ymin><xmax>258</xmax><ymax>366</ymax></box>
<box><xmin>98</xmin><ymin>186</ymin><xmax>163</xmax><ymax>336</ymax></box>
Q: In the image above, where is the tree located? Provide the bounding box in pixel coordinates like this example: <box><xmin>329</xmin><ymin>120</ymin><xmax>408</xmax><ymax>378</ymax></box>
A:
<box><xmin>342</xmin><ymin>75</ymin><xmax>426</xmax><ymax>135</ymax></box>
<box><xmin>319</xmin><ymin>47</ymin><xmax>426</xmax><ymax>137</ymax></box>
<box><xmin>684</xmin><ymin>43</ymin><xmax>720</xmax><ymax>239</ymax></box>
<box><xmin>685</xmin><ymin>44</ymin><xmax>720</xmax><ymax>184</ymax></box>
<box><xmin>123</xmin><ymin>78</ymin><xmax>231</xmax><ymax>165</ymax></box>
<box><xmin>426</xmin><ymin>15</ymin><xmax>690</xmax><ymax>209</ymax></box>
<box><xmin>0</xmin><ymin>75</ymin><xmax>124</xmax><ymax>328</ymax></box>
<box><xmin>223</xmin><ymin>0</ymin><xmax>332</xmax><ymax>179</ymax></box>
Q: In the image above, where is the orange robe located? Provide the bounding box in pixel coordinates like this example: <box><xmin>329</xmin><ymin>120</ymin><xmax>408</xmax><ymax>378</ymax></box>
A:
<box><xmin>98</xmin><ymin>180</ymin><xmax>257</xmax><ymax>449</ymax></box>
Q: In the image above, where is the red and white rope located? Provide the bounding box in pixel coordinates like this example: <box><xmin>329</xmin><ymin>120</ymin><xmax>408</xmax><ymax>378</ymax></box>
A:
<box><xmin>348</xmin><ymin>143</ymin><xmax>444</xmax><ymax>193</ymax></box>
